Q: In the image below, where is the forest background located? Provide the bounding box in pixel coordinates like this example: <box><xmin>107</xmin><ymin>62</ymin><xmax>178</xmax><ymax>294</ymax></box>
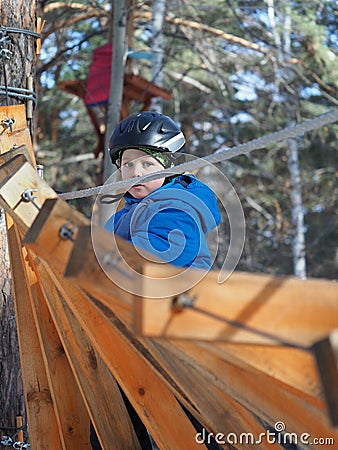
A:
<box><xmin>0</xmin><ymin>0</ymin><xmax>337</xmax><ymax>443</ymax></box>
<box><xmin>34</xmin><ymin>0</ymin><xmax>337</xmax><ymax>281</ymax></box>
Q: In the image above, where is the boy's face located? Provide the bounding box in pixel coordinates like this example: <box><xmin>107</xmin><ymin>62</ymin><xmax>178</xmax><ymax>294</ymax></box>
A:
<box><xmin>120</xmin><ymin>149</ymin><xmax>165</xmax><ymax>199</ymax></box>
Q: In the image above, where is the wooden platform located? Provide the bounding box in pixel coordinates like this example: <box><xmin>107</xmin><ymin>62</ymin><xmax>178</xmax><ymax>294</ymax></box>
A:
<box><xmin>1</xmin><ymin>105</ymin><xmax>337</xmax><ymax>449</ymax></box>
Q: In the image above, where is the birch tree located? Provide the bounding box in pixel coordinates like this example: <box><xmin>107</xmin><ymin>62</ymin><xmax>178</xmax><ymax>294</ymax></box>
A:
<box><xmin>265</xmin><ymin>0</ymin><xmax>307</xmax><ymax>278</ymax></box>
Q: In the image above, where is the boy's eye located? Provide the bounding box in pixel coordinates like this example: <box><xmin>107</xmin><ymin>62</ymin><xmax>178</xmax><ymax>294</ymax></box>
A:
<box><xmin>121</xmin><ymin>159</ymin><xmax>155</xmax><ymax>168</ymax></box>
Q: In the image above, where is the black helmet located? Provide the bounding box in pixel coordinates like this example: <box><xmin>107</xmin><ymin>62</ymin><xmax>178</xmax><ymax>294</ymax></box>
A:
<box><xmin>109</xmin><ymin>111</ymin><xmax>185</xmax><ymax>167</ymax></box>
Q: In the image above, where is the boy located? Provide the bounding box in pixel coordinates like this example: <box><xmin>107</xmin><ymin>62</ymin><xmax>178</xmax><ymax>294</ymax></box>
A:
<box><xmin>104</xmin><ymin>111</ymin><xmax>221</xmax><ymax>269</ymax></box>
<box><xmin>91</xmin><ymin>112</ymin><xmax>222</xmax><ymax>450</ymax></box>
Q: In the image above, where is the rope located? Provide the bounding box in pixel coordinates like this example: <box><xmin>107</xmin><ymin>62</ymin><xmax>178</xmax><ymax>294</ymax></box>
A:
<box><xmin>0</xmin><ymin>86</ymin><xmax>37</xmax><ymax>105</ymax></box>
<box><xmin>0</xmin><ymin>33</ymin><xmax>11</xmax><ymax>106</ymax></box>
<box><xmin>0</xmin><ymin>25</ymin><xmax>40</xmax><ymax>39</ymax></box>
<box><xmin>0</xmin><ymin>85</ymin><xmax>37</xmax><ymax>106</ymax></box>
<box><xmin>58</xmin><ymin>108</ymin><xmax>338</xmax><ymax>201</ymax></box>
<box><xmin>0</xmin><ymin>27</ymin><xmax>38</xmax><ymax>108</ymax></box>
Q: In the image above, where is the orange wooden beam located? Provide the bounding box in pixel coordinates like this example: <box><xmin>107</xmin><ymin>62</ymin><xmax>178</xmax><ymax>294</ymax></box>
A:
<box><xmin>5</xmin><ymin>217</ymin><xmax>62</xmax><ymax>449</ymax></box>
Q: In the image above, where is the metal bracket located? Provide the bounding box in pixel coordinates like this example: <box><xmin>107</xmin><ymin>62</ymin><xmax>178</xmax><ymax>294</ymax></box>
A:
<box><xmin>59</xmin><ymin>221</ymin><xmax>77</xmax><ymax>242</ymax></box>
<box><xmin>1</xmin><ymin>117</ymin><xmax>15</xmax><ymax>132</ymax></box>
<box><xmin>0</xmin><ymin>436</ymin><xmax>13</xmax><ymax>446</ymax></box>
<box><xmin>21</xmin><ymin>188</ymin><xmax>40</xmax><ymax>211</ymax></box>
<box><xmin>171</xmin><ymin>293</ymin><xmax>196</xmax><ymax>312</ymax></box>
<box><xmin>102</xmin><ymin>251</ymin><xmax>133</xmax><ymax>279</ymax></box>
<box><xmin>0</xmin><ymin>47</ymin><xmax>12</xmax><ymax>59</ymax></box>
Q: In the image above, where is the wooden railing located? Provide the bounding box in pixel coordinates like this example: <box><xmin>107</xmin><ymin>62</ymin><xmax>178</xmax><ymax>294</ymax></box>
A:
<box><xmin>1</xmin><ymin>105</ymin><xmax>337</xmax><ymax>449</ymax></box>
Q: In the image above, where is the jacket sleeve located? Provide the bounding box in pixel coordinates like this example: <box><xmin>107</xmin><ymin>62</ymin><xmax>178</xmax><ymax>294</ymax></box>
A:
<box><xmin>130</xmin><ymin>201</ymin><xmax>212</xmax><ymax>268</ymax></box>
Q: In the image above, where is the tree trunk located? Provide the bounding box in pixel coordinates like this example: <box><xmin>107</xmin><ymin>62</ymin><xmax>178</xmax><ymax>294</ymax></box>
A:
<box><xmin>287</xmin><ymin>136</ymin><xmax>306</xmax><ymax>279</ymax></box>
<box><xmin>103</xmin><ymin>0</ymin><xmax>127</xmax><ymax>182</ymax></box>
<box><xmin>151</xmin><ymin>0</ymin><xmax>166</xmax><ymax>113</ymax></box>
<box><xmin>282</xmin><ymin>4</ymin><xmax>307</xmax><ymax>279</ymax></box>
<box><xmin>0</xmin><ymin>0</ymin><xmax>37</xmax><ymax>443</ymax></box>
<box><xmin>0</xmin><ymin>211</ymin><xmax>26</xmax><ymax>445</ymax></box>
<box><xmin>267</xmin><ymin>0</ymin><xmax>307</xmax><ymax>279</ymax></box>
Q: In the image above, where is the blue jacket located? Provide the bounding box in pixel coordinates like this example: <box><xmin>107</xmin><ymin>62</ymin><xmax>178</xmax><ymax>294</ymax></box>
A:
<box><xmin>104</xmin><ymin>175</ymin><xmax>221</xmax><ymax>269</ymax></box>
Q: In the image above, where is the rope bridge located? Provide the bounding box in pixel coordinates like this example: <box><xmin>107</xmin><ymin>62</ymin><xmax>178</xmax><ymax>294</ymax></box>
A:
<box><xmin>59</xmin><ymin>108</ymin><xmax>338</xmax><ymax>201</ymax></box>
<box><xmin>0</xmin><ymin>104</ymin><xmax>338</xmax><ymax>449</ymax></box>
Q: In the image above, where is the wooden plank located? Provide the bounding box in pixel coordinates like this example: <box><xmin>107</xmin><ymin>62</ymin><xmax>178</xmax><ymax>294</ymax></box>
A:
<box><xmin>24</xmin><ymin>202</ymin><xmax>136</xmax><ymax>324</ymax></box>
<box><xmin>207</xmin><ymin>390</ymin><xmax>284</xmax><ymax>449</ymax></box>
<box><xmin>2</xmin><ymin>157</ymin><xmax>336</xmax><ymax>442</ymax></box>
<box><xmin>0</xmin><ymin>144</ymin><xmax>32</xmax><ymax>166</ymax></box>
<box><xmin>65</xmin><ymin>223</ymin><xmax>194</xmax><ymax>295</ymax></box>
<box><xmin>0</xmin><ymin>154</ymin><xmax>29</xmax><ymax>183</ymax></box>
<box><xmin>5</xmin><ymin>216</ymin><xmax>62</xmax><ymax>449</ymax></box>
<box><xmin>142</xmin><ymin>338</ymin><xmax>326</xmax><ymax>435</ymax></box>
<box><xmin>25</xmin><ymin>207</ymin><xmax>190</xmax><ymax>326</ymax></box>
<box><xmin>0</xmin><ymin>105</ymin><xmax>34</xmax><ymax>156</ymax></box>
<box><xmin>36</xmin><ymin>262</ymin><xmax>203</xmax><ymax>450</ymax></box>
<box><xmin>1</xmin><ymin>166</ymin><xmax>332</xmax><ymax>347</ymax></box>
<box><xmin>128</xmin><ymin>337</ymin><xmax>284</xmax><ymax>450</ymax></box>
<box><xmin>28</xmin><ymin>254</ymin><xmax>142</xmax><ymax>450</ymax></box>
<box><xmin>24</xmin><ymin>198</ymin><xmax>89</xmax><ymax>272</ymax></box>
<box><xmin>22</xmin><ymin>215</ymin><xmax>304</xmax><ymax>446</ymax></box>
<box><xmin>135</xmin><ymin>268</ymin><xmax>338</xmax><ymax>347</ymax></box>
<box><xmin>199</xmin><ymin>342</ymin><xmax>323</xmax><ymax>400</ymax></box>
<box><xmin>54</xmin><ymin>220</ymin><xmax>338</xmax><ymax>348</ymax></box>
<box><xmin>65</xmin><ymin>223</ymin><xmax>203</xmax><ymax>302</ymax></box>
<box><xmin>23</xmin><ymin>246</ymin><xmax>91</xmax><ymax>449</ymax></box>
<box><xmin>0</xmin><ymin>104</ymin><xmax>27</xmax><ymax>131</ymax></box>
<box><xmin>66</xmin><ymin>223</ymin><xmax>338</xmax><ymax>347</ymax></box>
<box><xmin>24</xmin><ymin>212</ymin><xmax>282</xmax><ymax>447</ymax></box>
<box><xmin>143</xmin><ymin>338</ymin><xmax>331</xmax><ymax>449</ymax></box>
<box><xmin>64</xmin><ymin>225</ymin><xmax>147</xmax><ymax>325</ymax></box>
<box><xmin>0</xmin><ymin>127</ymin><xmax>34</xmax><ymax>155</ymax></box>
<box><xmin>19</xmin><ymin>199</ymin><xmax>338</xmax><ymax>428</ymax></box>
<box><xmin>0</xmin><ymin>158</ymin><xmax>58</xmax><ymax>232</ymax></box>
<box><xmin>88</xmin><ymin>299</ymin><xmax>283</xmax><ymax>449</ymax></box>
<box><xmin>158</xmin><ymin>339</ymin><xmax>338</xmax><ymax>448</ymax></box>
<box><xmin>35</xmin><ymin>256</ymin><xmax>332</xmax><ymax>450</ymax></box>
<box><xmin>28</xmin><ymin>211</ymin><xmax>338</xmax><ymax>349</ymax></box>
<box><xmin>62</xmin><ymin>304</ymin><xmax>334</xmax><ymax>450</ymax></box>
<box><xmin>312</xmin><ymin>336</ymin><xmax>338</xmax><ymax>426</ymax></box>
